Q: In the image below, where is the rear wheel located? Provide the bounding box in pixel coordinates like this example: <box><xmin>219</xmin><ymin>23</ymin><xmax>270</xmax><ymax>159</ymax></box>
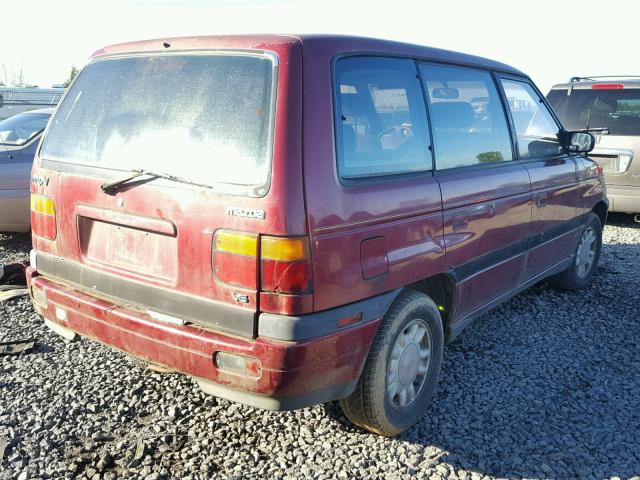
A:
<box><xmin>549</xmin><ymin>212</ymin><xmax>602</xmax><ymax>290</ymax></box>
<box><xmin>339</xmin><ymin>290</ymin><xmax>443</xmax><ymax>436</ymax></box>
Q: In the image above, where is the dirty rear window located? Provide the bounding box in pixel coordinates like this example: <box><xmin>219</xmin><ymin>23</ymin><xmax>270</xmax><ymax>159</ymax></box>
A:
<box><xmin>547</xmin><ymin>88</ymin><xmax>640</xmax><ymax>136</ymax></box>
<box><xmin>40</xmin><ymin>53</ymin><xmax>276</xmax><ymax>191</ymax></box>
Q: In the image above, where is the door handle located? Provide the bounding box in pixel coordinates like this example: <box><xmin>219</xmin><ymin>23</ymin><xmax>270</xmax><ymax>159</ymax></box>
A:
<box><xmin>452</xmin><ymin>215</ymin><xmax>468</xmax><ymax>231</ymax></box>
<box><xmin>535</xmin><ymin>193</ymin><xmax>548</xmax><ymax>208</ymax></box>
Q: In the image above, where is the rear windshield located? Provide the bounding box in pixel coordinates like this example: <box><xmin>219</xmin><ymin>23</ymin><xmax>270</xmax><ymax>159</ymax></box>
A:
<box><xmin>40</xmin><ymin>53</ymin><xmax>276</xmax><ymax>191</ymax></box>
<box><xmin>547</xmin><ymin>88</ymin><xmax>640</xmax><ymax>136</ymax></box>
<box><xmin>0</xmin><ymin>113</ymin><xmax>50</xmax><ymax>146</ymax></box>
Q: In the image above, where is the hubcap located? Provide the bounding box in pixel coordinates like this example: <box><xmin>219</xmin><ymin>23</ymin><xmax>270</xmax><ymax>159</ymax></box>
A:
<box><xmin>387</xmin><ymin>319</ymin><xmax>432</xmax><ymax>409</ymax></box>
<box><xmin>575</xmin><ymin>226</ymin><xmax>597</xmax><ymax>278</ymax></box>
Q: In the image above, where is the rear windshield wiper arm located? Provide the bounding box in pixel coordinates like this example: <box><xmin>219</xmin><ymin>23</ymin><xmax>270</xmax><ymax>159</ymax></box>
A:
<box><xmin>101</xmin><ymin>169</ymin><xmax>214</xmax><ymax>192</ymax></box>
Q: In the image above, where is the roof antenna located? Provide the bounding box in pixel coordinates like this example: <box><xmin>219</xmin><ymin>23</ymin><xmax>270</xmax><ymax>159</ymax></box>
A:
<box><xmin>163</xmin><ymin>42</ymin><xmax>171</xmax><ymax>49</ymax></box>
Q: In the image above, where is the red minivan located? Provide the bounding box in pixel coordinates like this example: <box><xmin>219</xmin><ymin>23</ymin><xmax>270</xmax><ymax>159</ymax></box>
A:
<box><xmin>28</xmin><ymin>35</ymin><xmax>607</xmax><ymax>436</ymax></box>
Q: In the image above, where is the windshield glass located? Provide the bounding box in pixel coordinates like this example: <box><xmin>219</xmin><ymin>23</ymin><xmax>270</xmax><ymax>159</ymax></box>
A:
<box><xmin>547</xmin><ymin>88</ymin><xmax>640</xmax><ymax>136</ymax></box>
<box><xmin>0</xmin><ymin>113</ymin><xmax>50</xmax><ymax>146</ymax></box>
<box><xmin>40</xmin><ymin>53</ymin><xmax>276</xmax><ymax>189</ymax></box>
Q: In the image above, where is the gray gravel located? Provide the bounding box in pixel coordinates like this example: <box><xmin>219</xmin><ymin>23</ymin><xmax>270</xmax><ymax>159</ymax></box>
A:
<box><xmin>1</xmin><ymin>214</ymin><xmax>639</xmax><ymax>479</ymax></box>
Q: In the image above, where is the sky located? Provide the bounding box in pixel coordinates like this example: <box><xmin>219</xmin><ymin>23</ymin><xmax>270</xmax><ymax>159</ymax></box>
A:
<box><xmin>0</xmin><ymin>0</ymin><xmax>636</xmax><ymax>94</ymax></box>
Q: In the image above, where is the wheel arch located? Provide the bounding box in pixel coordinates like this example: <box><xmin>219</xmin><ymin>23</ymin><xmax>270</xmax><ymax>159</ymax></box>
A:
<box><xmin>592</xmin><ymin>200</ymin><xmax>608</xmax><ymax>227</ymax></box>
<box><xmin>405</xmin><ymin>271</ymin><xmax>458</xmax><ymax>343</ymax></box>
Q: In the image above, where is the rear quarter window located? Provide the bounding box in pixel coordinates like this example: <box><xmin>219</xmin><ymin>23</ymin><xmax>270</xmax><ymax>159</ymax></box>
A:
<box><xmin>333</xmin><ymin>56</ymin><xmax>432</xmax><ymax>179</ymax></box>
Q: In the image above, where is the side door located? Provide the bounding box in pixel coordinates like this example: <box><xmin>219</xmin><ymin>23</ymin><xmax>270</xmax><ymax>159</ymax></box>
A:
<box><xmin>418</xmin><ymin>64</ymin><xmax>532</xmax><ymax>323</ymax></box>
<box><xmin>499</xmin><ymin>77</ymin><xmax>580</xmax><ymax>279</ymax></box>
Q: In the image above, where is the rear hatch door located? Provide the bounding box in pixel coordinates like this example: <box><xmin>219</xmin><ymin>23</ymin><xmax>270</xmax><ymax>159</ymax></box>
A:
<box><xmin>32</xmin><ymin>50</ymin><xmax>278</xmax><ymax>337</ymax></box>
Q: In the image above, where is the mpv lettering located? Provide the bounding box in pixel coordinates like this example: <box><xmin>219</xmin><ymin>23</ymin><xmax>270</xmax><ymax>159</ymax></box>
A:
<box><xmin>28</xmin><ymin>35</ymin><xmax>607</xmax><ymax>436</ymax></box>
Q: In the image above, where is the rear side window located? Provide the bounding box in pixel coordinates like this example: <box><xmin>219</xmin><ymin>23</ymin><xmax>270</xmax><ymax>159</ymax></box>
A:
<box><xmin>500</xmin><ymin>79</ymin><xmax>562</xmax><ymax>158</ymax></box>
<box><xmin>334</xmin><ymin>57</ymin><xmax>431</xmax><ymax>179</ymax></box>
<box><xmin>548</xmin><ymin>88</ymin><xmax>640</xmax><ymax>136</ymax></box>
<box><xmin>419</xmin><ymin>64</ymin><xmax>512</xmax><ymax>169</ymax></box>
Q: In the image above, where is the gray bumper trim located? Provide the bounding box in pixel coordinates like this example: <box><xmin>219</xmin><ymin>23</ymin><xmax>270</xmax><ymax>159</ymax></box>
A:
<box><xmin>258</xmin><ymin>289</ymin><xmax>401</xmax><ymax>341</ymax></box>
<box><xmin>35</xmin><ymin>253</ymin><xmax>256</xmax><ymax>338</ymax></box>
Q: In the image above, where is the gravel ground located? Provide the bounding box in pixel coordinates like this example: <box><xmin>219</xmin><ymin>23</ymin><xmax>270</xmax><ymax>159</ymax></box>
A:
<box><xmin>1</xmin><ymin>214</ymin><xmax>639</xmax><ymax>480</ymax></box>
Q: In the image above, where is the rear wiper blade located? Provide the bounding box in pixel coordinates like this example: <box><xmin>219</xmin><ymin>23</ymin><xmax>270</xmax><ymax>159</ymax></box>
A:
<box><xmin>101</xmin><ymin>169</ymin><xmax>214</xmax><ymax>192</ymax></box>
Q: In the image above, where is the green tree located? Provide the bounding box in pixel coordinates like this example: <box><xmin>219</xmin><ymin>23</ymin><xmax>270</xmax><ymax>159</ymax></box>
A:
<box><xmin>63</xmin><ymin>66</ymin><xmax>79</xmax><ymax>88</ymax></box>
<box><xmin>476</xmin><ymin>151</ymin><xmax>504</xmax><ymax>163</ymax></box>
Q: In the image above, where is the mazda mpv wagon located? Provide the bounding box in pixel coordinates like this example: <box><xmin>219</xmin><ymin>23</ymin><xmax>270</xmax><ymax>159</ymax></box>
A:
<box><xmin>548</xmin><ymin>76</ymin><xmax>640</xmax><ymax>217</ymax></box>
<box><xmin>28</xmin><ymin>35</ymin><xmax>607</xmax><ymax>436</ymax></box>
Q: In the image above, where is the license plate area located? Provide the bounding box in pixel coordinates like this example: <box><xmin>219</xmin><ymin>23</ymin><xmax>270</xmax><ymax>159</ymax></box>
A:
<box><xmin>78</xmin><ymin>215</ymin><xmax>178</xmax><ymax>283</ymax></box>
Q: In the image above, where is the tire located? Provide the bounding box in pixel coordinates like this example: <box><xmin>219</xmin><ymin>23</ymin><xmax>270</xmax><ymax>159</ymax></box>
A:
<box><xmin>549</xmin><ymin>211</ymin><xmax>602</xmax><ymax>290</ymax></box>
<box><xmin>339</xmin><ymin>290</ymin><xmax>444</xmax><ymax>436</ymax></box>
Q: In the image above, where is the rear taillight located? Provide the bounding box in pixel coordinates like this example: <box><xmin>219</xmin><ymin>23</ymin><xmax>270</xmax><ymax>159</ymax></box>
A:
<box><xmin>212</xmin><ymin>231</ymin><xmax>313</xmax><ymax>314</ymax></box>
<box><xmin>212</xmin><ymin>230</ymin><xmax>258</xmax><ymax>288</ymax></box>
<box><xmin>30</xmin><ymin>194</ymin><xmax>56</xmax><ymax>240</ymax></box>
<box><xmin>260</xmin><ymin>236</ymin><xmax>312</xmax><ymax>294</ymax></box>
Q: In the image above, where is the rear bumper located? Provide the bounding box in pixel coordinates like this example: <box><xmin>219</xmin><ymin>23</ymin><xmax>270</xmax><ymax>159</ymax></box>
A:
<box><xmin>27</xmin><ymin>268</ymin><xmax>382</xmax><ymax>410</ymax></box>
<box><xmin>607</xmin><ymin>185</ymin><xmax>640</xmax><ymax>213</ymax></box>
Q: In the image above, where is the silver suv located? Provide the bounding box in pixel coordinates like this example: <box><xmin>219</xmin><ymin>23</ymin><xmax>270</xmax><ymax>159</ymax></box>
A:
<box><xmin>548</xmin><ymin>77</ymin><xmax>640</xmax><ymax>218</ymax></box>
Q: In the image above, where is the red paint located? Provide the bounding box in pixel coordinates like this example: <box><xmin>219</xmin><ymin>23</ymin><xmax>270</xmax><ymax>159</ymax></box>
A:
<box><xmin>360</xmin><ymin>237</ymin><xmax>389</xmax><ymax>279</ymax></box>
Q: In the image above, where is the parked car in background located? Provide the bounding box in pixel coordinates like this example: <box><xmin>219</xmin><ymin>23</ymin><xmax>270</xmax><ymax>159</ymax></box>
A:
<box><xmin>27</xmin><ymin>35</ymin><xmax>607</xmax><ymax>436</ymax></box>
<box><xmin>548</xmin><ymin>77</ymin><xmax>640</xmax><ymax>218</ymax></box>
<box><xmin>0</xmin><ymin>108</ymin><xmax>53</xmax><ymax>231</ymax></box>
<box><xmin>0</xmin><ymin>86</ymin><xmax>63</xmax><ymax>121</ymax></box>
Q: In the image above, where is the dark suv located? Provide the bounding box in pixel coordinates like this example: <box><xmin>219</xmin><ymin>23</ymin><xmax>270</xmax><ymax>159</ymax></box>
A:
<box><xmin>548</xmin><ymin>77</ymin><xmax>640</xmax><ymax>218</ymax></box>
<box><xmin>28</xmin><ymin>35</ymin><xmax>607</xmax><ymax>436</ymax></box>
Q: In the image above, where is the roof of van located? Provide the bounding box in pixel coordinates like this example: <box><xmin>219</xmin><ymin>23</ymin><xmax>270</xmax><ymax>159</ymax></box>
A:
<box><xmin>90</xmin><ymin>34</ymin><xmax>526</xmax><ymax>77</ymax></box>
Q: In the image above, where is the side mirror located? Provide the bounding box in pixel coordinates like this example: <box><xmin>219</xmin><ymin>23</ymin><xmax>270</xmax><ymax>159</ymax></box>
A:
<box><xmin>568</xmin><ymin>131</ymin><xmax>595</xmax><ymax>153</ymax></box>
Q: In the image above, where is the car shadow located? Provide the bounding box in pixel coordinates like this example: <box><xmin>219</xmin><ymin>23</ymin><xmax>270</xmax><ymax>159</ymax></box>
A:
<box><xmin>326</xmin><ymin>239</ymin><xmax>640</xmax><ymax>478</ymax></box>
<box><xmin>606</xmin><ymin>212</ymin><xmax>639</xmax><ymax>228</ymax></box>
<box><xmin>416</xmin><ymin>238</ymin><xmax>639</xmax><ymax>478</ymax></box>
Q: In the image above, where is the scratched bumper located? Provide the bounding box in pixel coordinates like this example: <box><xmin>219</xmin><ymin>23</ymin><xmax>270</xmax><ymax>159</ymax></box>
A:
<box><xmin>27</xmin><ymin>268</ymin><xmax>381</xmax><ymax>410</ymax></box>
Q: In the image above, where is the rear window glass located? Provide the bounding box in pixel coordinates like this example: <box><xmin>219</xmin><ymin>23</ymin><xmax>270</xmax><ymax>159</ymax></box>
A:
<box><xmin>0</xmin><ymin>113</ymin><xmax>49</xmax><ymax>146</ymax></box>
<box><xmin>547</xmin><ymin>88</ymin><xmax>640</xmax><ymax>136</ymax></box>
<box><xmin>40</xmin><ymin>54</ymin><xmax>275</xmax><ymax>190</ymax></box>
<box><xmin>334</xmin><ymin>57</ymin><xmax>432</xmax><ymax>179</ymax></box>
